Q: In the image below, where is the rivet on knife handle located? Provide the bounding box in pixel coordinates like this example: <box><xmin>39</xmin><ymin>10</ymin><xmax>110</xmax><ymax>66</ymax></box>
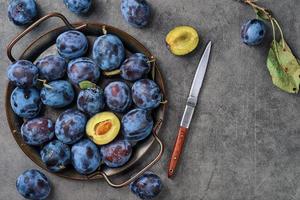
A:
<box><xmin>168</xmin><ymin>126</ymin><xmax>188</xmax><ymax>177</ymax></box>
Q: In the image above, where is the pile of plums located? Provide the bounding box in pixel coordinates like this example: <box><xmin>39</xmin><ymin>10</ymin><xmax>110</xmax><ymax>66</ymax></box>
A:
<box><xmin>9</xmin><ymin>29</ymin><xmax>163</xmax><ymax>199</ymax></box>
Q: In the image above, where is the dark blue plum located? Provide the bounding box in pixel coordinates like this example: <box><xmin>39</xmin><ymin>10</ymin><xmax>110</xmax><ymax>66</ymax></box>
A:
<box><xmin>241</xmin><ymin>19</ymin><xmax>266</xmax><ymax>46</ymax></box>
<box><xmin>10</xmin><ymin>87</ymin><xmax>41</xmax><ymax>119</ymax></box>
<box><xmin>104</xmin><ymin>81</ymin><xmax>132</xmax><ymax>112</ymax></box>
<box><xmin>101</xmin><ymin>140</ymin><xmax>132</xmax><ymax>168</ymax></box>
<box><xmin>16</xmin><ymin>169</ymin><xmax>51</xmax><ymax>200</ymax></box>
<box><xmin>40</xmin><ymin>140</ymin><xmax>71</xmax><ymax>172</ymax></box>
<box><xmin>121</xmin><ymin>0</ymin><xmax>151</xmax><ymax>28</ymax></box>
<box><xmin>77</xmin><ymin>87</ymin><xmax>105</xmax><ymax>116</ymax></box>
<box><xmin>55</xmin><ymin>109</ymin><xmax>87</xmax><ymax>144</ymax></box>
<box><xmin>92</xmin><ymin>34</ymin><xmax>125</xmax><ymax>71</ymax></box>
<box><xmin>132</xmin><ymin>79</ymin><xmax>162</xmax><ymax>110</ymax></box>
<box><xmin>71</xmin><ymin>139</ymin><xmax>101</xmax><ymax>175</ymax></box>
<box><xmin>35</xmin><ymin>55</ymin><xmax>67</xmax><ymax>81</ymax></box>
<box><xmin>56</xmin><ymin>30</ymin><xmax>88</xmax><ymax>59</ymax></box>
<box><xmin>122</xmin><ymin>108</ymin><xmax>153</xmax><ymax>142</ymax></box>
<box><xmin>63</xmin><ymin>0</ymin><xmax>92</xmax><ymax>14</ymax></box>
<box><xmin>67</xmin><ymin>57</ymin><xmax>100</xmax><ymax>85</ymax></box>
<box><xmin>7</xmin><ymin>60</ymin><xmax>39</xmax><ymax>88</ymax></box>
<box><xmin>8</xmin><ymin>0</ymin><xmax>37</xmax><ymax>26</ymax></box>
<box><xmin>130</xmin><ymin>172</ymin><xmax>162</xmax><ymax>200</ymax></box>
<box><xmin>40</xmin><ymin>80</ymin><xmax>74</xmax><ymax>108</ymax></box>
<box><xmin>21</xmin><ymin>117</ymin><xmax>54</xmax><ymax>146</ymax></box>
<box><xmin>120</xmin><ymin>53</ymin><xmax>151</xmax><ymax>81</ymax></box>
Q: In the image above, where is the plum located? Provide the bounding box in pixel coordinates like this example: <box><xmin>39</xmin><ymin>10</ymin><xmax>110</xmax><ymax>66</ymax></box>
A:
<box><xmin>104</xmin><ymin>81</ymin><xmax>132</xmax><ymax>112</ymax></box>
<box><xmin>67</xmin><ymin>57</ymin><xmax>100</xmax><ymax>85</ymax></box>
<box><xmin>40</xmin><ymin>140</ymin><xmax>71</xmax><ymax>172</ymax></box>
<box><xmin>71</xmin><ymin>139</ymin><xmax>101</xmax><ymax>175</ymax></box>
<box><xmin>8</xmin><ymin>0</ymin><xmax>37</xmax><ymax>26</ymax></box>
<box><xmin>92</xmin><ymin>34</ymin><xmax>125</xmax><ymax>71</ymax></box>
<box><xmin>241</xmin><ymin>19</ymin><xmax>266</xmax><ymax>46</ymax></box>
<box><xmin>55</xmin><ymin>109</ymin><xmax>87</xmax><ymax>144</ymax></box>
<box><xmin>63</xmin><ymin>0</ymin><xmax>92</xmax><ymax>14</ymax></box>
<box><xmin>35</xmin><ymin>55</ymin><xmax>67</xmax><ymax>81</ymax></box>
<box><xmin>21</xmin><ymin>117</ymin><xmax>54</xmax><ymax>146</ymax></box>
<box><xmin>122</xmin><ymin>108</ymin><xmax>153</xmax><ymax>142</ymax></box>
<box><xmin>56</xmin><ymin>30</ymin><xmax>88</xmax><ymax>59</ymax></box>
<box><xmin>40</xmin><ymin>80</ymin><xmax>74</xmax><ymax>108</ymax></box>
<box><xmin>101</xmin><ymin>140</ymin><xmax>132</xmax><ymax>168</ymax></box>
<box><xmin>132</xmin><ymin>79</ymin><xmax>162</xmax><ymax>110</ymax></box>
<box><xmin>7</xmin><ymin>60</ymin><xmax>39</xmax><ymax>88</ymax></box>
<box><xmin>16</xmin><ymin>169</ymin><xmax>51</xmax><ymax>200</ymax></box>
<box><xmin>130</xmin><ymin>172</ymin><xmax>162</xmax><ymax>199</ymax></box>
<box><xmin>121</xmin><ymin>0</ymin><xmax>151</xmax><ymax>28</ymax></box>
<box><xmin>77</xmin><ymin>87</ymin><xmax>105</xmax><ymax>116</ymax></box>
<box><xmin>10</xmin><ymin>87</ymin><xmax>41</xmax><ymax>119</ymax></box>
<box><xmin>120</xmin><ymin>53</ymin><xmax>151</xmax><ymax>81</ymax></box>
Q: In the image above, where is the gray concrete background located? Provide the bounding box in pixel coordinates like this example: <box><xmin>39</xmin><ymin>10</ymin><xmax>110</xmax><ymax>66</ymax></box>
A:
<box><xmin>0</xmin><ymin>0</ymin><xmax>299</xmax><ymax>199</ymax></box>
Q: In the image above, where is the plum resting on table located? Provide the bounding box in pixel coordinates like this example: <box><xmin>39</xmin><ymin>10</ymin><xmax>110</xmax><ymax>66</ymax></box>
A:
<box><xmin>8</xmin><ymin>0</ymin><xmax>37</xmax><ymax>26</ymax></box>
<box><xmin>63</xmin><ymin>0</ymin><xmax>92</xmax><ymax>14</ymax></box>
<box><xmin>21</xmin><ymin>117</ymin><xmax>54</xmax><ymax>146</ymax></box>
<box><xmin>71</xmin><ymin>139</ymin><xmax>102</xmax><ymax>175</ymax></box>
<box><xmin>241</xmin><ymin>19</ymin><xmax>266</xmax><ymax>46</ymax></box>
<box><xmin>16</xmin><ymin>169</ymin><xmax>51</xmax><ymax>200</ymax></box>
<box><xmin>10</xmin><ymin>87</ymin><xmax>41</xmax><ymax>119</ymax></box>
<box><xmin>77</xmin><ymin>87</ymin><xmax>105</xmax><ymax>116</ymax></box>
<box><xmin>7</xmin><ymin>60</ymin><xmax>39</xmax><ymax>88</ymax></box>
<box><xmin>40</xmin><ymin>140</ymin><xmax>71</xmax><ymax>172</ymax></box>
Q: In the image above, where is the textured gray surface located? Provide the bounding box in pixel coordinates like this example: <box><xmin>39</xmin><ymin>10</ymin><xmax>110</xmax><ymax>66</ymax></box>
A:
<box><xmin>0</xmin><ymin>0</ymin><xmax>300</xmax><ymax>199</ymax></box>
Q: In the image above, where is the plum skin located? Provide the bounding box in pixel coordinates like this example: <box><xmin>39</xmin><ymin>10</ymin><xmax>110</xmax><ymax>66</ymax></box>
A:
<box><xmin>40</xmin><ymin>80</ymin><xmax>75</xmax><ymax>108</ymax></box>
<box><xmin>55</xmin><ymin>109</ymin><xmax>87</xmax><ymax>144</ymax></box>
<box><xmin>104</xmin><ymin>81</ymin><xmax>132</xmax><ymax>113</ymax></box>
<box><xmin>21</xmin><ymin>117</ymin><xmax>54</xmax><ymax>146</ymax></box>
<box><xmin>35</xmin><ymin>55</ymin><xmax>67</xmax><ymax>81</ymax></box>
<box><xmin>8</xmin><ymin>0</ymin><xmax>38</xmax><ymax>26</ymax></box>
<box><xmin>241</xmin><ymin>19</ymin><xmax>266</xmax><ymax>46</ymax></box>
<box><xmin>77</xmin><ymin>87</ymin><xmax>105</xmax><ymax>116</ymax></box>
<box><xmin>40</xmin><ymin>140</ymin><xmax>71</xmax><ymax>172</ymax></box>
<box><xmin>63</xmin><ymin>0</ymin><xmax>92</xmax><ymax>14</ymax></box>
<box><xmin>10</xmin><ymin>87</ymin><xmax>41</xmax><ymax>119</ymax></box>
<box><xmin>101</xmin><ymin>140</ymin><xmax>132</xmax><ymax>168</ymax></box>
<box><xmin>71</xmin><ymin>139</ymin><xmax>102</xmax><ymax>175</ymax></box>
<box><xmin>7</xmin><ymin>60</ymin><xmax>39</xmax><ymax>88</ymax></box>
<box><xmin>92</xmin><ymin>34</ymin><xmax>125</xmax><ymax>71</ymax></box>
<box><xmin>121</xmin><ymin>0</ymin><xmax>151</xmax><ymax>28</ymax></box>
<box><xmin>16</xmin><ymin>169</ymin><xmax>51</xmax><ymax>200</ymax></box>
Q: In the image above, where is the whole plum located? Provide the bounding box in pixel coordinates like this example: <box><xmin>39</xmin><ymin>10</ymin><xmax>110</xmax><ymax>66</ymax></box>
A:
<box><xmin>10</xmin><ymin>87</ymin><xmax>41</xmax><ymax>119</ymax></box>
<box><xmin>132</xmin><ymin>79</ymin><xmax>162</xmax><ymax>110</ymax></box>
<box><xmin>67</xmin><ymin>57</ymin><xmax>100</xmax><ymax>85</ymax></box>
<box><xmin>77</xmin><ymin>87</ymin><xmax>105</xmax><ymax>116</ymax></box>
<box><xmin>40</xmin><ymin>80</ymin><xmax>74</xmax><ymax>108</ymax></box>
<box><xmin>101</xmin><ymin>140</ymin><xmax>132</xmax><ymax>168</ymax></box>
<box><xmin>16</xmin><ymin>169</ymin><xmax>51</xmax><ymax>200</ymax></box>
<box><xmin>120</xmin><ymin>53</ymin><xmax>151</xmax><ymax>81</ymax></box>
<box><xmin>63</xmin><ymin>0</ymin><xmax>92</xmax><ymax>14</ymax></box>
<box><xmin>56</xmin><ymin>30</ymin><xmax>88</xmax><ymax>59</ymax></box>
<box><xmin>122</xmin><ymin>108</ymin><xmax>153</xmax><ymax>142</ymax></box>
<box><xmin>55</xmin><ymin>109</ymin><xmax>87</xmax><ymax>144</ymax></box>
<box><xmin>71</xmin><ymin>139</ymin><xmax>101</xmax><ymax>175</ymax></box>
<box><xmin>104</xmin><ymin>81</ymin><xmax>132</xmax><ymax>112</ymax></box>
<box><xmin>40</xmin><ymin>140</ymin><xmax>71</xmax><ymax>172</ymax></box>
<box><xmin>21</xmin><ymin>117</ymin><xmax>54</xmax><ymax>146</ymax></box>
<box><xmin>8</xmin><ymin>0</ymin><xmax>37</xmax><ymax>26</ymax></box>
<box><xmin>7</xmin><ymin>60</ymin><xmax>39</xmax><ymax>88</ymax></box>
<box><xmin>121</xmin><ymin>0</ymin><xmax>151</xmax><ymax>28</ymax></box>
<box><xmin>241</xmin><ymin>19</ymin><xmax>266</xmax><ymax>46</ymax></box>
<box><xmin>130</xmin><ymin>172</ymin><xmax>162</xmax><ymax>199</ymax></box>
<box><xmin>35</xmin><ymin>55</ymin><xmax>67</xmax><ymax>81</ymax></box>
<box><xmin>92</xmin><ymin>34</ymin><xmax>125</xmax><ymax>71</ymax></box>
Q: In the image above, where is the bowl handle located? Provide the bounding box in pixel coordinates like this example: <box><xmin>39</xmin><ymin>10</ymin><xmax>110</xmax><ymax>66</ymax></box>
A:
<box><xmin>6</xmin><ymin>12</ymin><xmax>85</xmax><ymax>62</ymax></box>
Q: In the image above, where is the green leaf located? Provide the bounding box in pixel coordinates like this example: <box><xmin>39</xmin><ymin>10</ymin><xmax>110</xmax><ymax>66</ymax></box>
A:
<box><xmin>79</xmin><ymin>80</ymin><xmax>97</xmax><ymax>90</ymax></box>
<box><xmin>267</xmin><ymin>39</ymin><xmax>300</xmax><ymax>93</ymax></box>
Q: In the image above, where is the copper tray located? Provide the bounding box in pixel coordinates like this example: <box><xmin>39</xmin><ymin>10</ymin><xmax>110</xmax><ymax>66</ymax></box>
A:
<box><xmin>5</xmin><ymin>13</ymin><xmax>166</xmax><ymax>188</ymax></box>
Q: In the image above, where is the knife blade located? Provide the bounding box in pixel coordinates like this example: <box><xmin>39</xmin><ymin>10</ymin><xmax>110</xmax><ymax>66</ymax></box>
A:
<box><xmin>168</xmin><ymin>41</ymin><xmax>212</xmax><ymax>178</ymax></box>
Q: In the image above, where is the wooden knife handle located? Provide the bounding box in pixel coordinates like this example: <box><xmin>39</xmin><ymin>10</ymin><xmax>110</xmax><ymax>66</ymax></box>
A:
<box><xmin>168</xmin><ymin>126</ymin><xmax>188</xmax><ymax>178</ymax></box>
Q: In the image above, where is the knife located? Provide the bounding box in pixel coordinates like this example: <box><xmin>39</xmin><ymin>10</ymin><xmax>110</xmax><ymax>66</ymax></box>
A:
<box><xmin>168</xmin><ymin>41</ymin><xmax>212</xmax><ymax>178</ymax></box>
